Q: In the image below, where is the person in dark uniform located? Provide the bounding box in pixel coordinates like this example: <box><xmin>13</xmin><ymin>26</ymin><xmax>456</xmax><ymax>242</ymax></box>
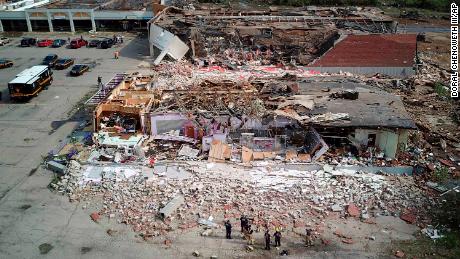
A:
<box><xmin>240</xmin><ymin>215</ymin><xmax>248</xmax><ymax>233</ymax></box>
<box><xmin>225</xmin><ymin>220</ymin><xmax>232</xmax><ymax>239</ymax></box>
<box><xmin>264</xmin><ymin>230</ymin><xmax>271</xmax><ymax>250</ymax></box>
<box><xmin>274</xmin><ymin>230</ymin><xmax>282</xmax><ymax>247</ymax></box>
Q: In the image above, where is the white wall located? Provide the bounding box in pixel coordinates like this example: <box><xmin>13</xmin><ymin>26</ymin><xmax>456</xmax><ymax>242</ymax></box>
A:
<box><xmin>354</xmin><ymin>128</ymin><xmax>409</xmax><ymax>158</ymax></box>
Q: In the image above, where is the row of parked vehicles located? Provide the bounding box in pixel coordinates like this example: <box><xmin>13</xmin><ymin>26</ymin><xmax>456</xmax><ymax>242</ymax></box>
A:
<box><xmin>1</xmin><ymin>54</ymin><xmax>89</xmax><ymax>75</ymax></box>
<box><xmin>4</xmin><ymin>54</ymin><xmax>90</xmax><ymax>101</ymax></box>
<box><xmin>20</xmin><ymin>37</ymin><xmax>115</xmax><ymax>49</ymax></box>
<box><xmin>41</xmin><ymin>54</ymin><xmax>89</xmax><ymax>75</ymax></box>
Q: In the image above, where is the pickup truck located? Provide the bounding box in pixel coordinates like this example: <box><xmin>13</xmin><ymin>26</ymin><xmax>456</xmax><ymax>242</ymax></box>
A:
<box><xmin>70</xmin><ymin>39</ymin><xmax>87</xmax><ymax>49</ymax></box>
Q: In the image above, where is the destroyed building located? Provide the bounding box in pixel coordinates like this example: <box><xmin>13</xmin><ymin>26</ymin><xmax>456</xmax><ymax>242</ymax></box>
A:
<box><xmin>90</xmin><ymin>70</ymin><xmax>416</xmax><ymax>160</ymax></box>
<box><xmin>299</xmin><ymin>77</ymin><xmax>417</xmax><ymax>158</ymax></box>
<box><xmin>93</xmin><ymin>74</ymin><xmax>156</xmax><ymax>134</ymax></box>
<box><xmin>147</xmin><ymin>5</ymin><xmax>396</xmax><ymax>66</ymax></box>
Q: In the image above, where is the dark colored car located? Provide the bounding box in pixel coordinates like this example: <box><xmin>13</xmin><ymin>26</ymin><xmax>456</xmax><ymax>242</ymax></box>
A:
<box><xmin>98</xmin><ymin>38</ymin><xmax>113</xmax><ymax>49</ymax></box>
<box><xmin>0</xmin><ymin>59</ymin><xmax>13</xmax><ymax>69</ymax></box>
<box><xmin>20</xmin><ymin>38</ymin><xmax>37</xmax><ymax>47</ymax></box>
<box><xmin>42</xmin><ymin>54</ymin><xmax>59</xmax><ymax>67</ymax></box>
<box><xmin>54</xmin><ymin>58</ymin><xmax>74</xmax><ymax>70</ymax></box>
<box><xmin>52</xmin><ymin>39</ymin><xmax>66</xmax><ymax>48</ymax></box>
<box><xmin>88</xmin><ymin>39</ymin><xmax>100</xmax><ymax>48</ymax></box>
<box><xmin>70</xmin><ymin>64</ymin><xmax>90</xmax><ymax>76</ymax></box>
<box><xmin>70</xmin><ymin>39</ymin><xmax>87</xmax><ymax>49</ymax></box>
<box><xmin>37</xmin><ymin>39</ymin><xmax>53</xmax><ymax>47</ymax></box>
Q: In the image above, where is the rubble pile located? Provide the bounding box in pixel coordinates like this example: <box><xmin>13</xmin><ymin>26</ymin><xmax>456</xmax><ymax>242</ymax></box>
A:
<box><xmin>152</xmin><ymin>4</ymin><xmax>394</xmax><ymax>66</ymax></box>
<box><xmin>53</xmin><ymin>162</ymin><xmax>434</xmax><ymax>236</ymax></box>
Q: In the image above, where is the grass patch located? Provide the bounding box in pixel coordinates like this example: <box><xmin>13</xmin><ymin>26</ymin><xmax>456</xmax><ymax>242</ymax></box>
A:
<box><xmin>47</xmin><ymin>174</ymin><xmax>61</xmax><ymax>190</ymax></box>
<box><xmin>432</xmin><ymin>166</ymin><xmax>449</xmax><ymax>183</ymax></box>
<box><xmin>434</xmin><ymin>82</ymin><xmax>450</xmax><ymax>98</ymax></box>
<box><xmin>394</xmin><ymin>233</ymin><xmax>460</xmax><ymax>259</ymax></box>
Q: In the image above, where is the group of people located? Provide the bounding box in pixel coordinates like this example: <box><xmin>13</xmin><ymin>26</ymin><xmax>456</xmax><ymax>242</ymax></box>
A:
<box><xmin>263</xmin><ymin>228</ymin><xmax>282</xmax><ymax>250</ymax></box>
<box><xmin>223</xmin><ymin>215</ymin><xmax>315</xmax><ymax>251</ymax></box>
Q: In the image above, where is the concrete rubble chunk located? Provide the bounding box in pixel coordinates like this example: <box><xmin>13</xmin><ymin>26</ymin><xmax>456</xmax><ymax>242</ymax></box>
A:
<box><xmin>331</xmin><ymin>204</ymin><xmax>342</xmax><ymax>212</ymax></box>
<box><xmin>46</xmin><ymin>161</ymin><xmax>66</xmax><ymax>175</ymax></box>
<box><xmin>192</xmin><ymin>251</ymin><xmax>200</xmax><ymax>257</ymax></box>
<box><xmin>159</xmin><ymin>195</ymin><xmax>185</xmax><ymax>220</ymax></box>
<box><xmin>201</xmin><ymin>229</ymin><xmax>213</xmax><ymax>236</ymax></box>
<box><xmin>178</xmin><ymin>145</ymin><xmax>200</xmax><ymax>158</ymax></box>
<box><xmin>197</xmin><ymin>218</ymin><xmax>218</xmax><ymax>228</ymax></box>
<box><xmin>323</xmin><ymin>164</ymin><xmax>334</xmax><ymax>173</ymax></box>
<box><xmin>361</xmin><ymin>213</ymin><xmax>370</xmax><ymax>220</ymax></box>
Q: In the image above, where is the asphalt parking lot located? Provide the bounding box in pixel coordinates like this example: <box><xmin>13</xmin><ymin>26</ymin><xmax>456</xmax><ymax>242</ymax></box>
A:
<box><xmin>0</xmin><ymin>32</ymin><xmax>161</xmax><ymax>258</ymax></box>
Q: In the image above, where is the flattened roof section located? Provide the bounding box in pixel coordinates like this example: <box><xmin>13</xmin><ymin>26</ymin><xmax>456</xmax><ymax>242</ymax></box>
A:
<box><xmin>310</xmin><ymin>34</ymin><xmax>417</xmax><ymax>67</ymax></box>
<box><xmin>299</xmin><ymin>77</ymin><xmax>417</xmax><ymax>129</ymax></box>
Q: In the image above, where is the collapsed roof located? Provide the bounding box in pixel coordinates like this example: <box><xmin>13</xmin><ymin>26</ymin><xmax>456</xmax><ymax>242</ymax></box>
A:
<box><xmin>148</xmin><ymin>5</ymin><xmax>396</xmax><ymax>66</ymax></box>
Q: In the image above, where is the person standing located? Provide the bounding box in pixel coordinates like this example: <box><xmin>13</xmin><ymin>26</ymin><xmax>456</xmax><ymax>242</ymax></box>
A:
<box><xmin>225</xmin><ymin>220</ymin><xmax>232</xmax><ymax>239</ymax></box>
<box><xmin>240</xmin><ymin>215</ymin><xmax>247</xmax><ymax>233</ymax></box>
<box><xmin>274</xmin><ymin>230</ymin><xmax>281</xmax><ymax>247</ymax></box>
<box><xmin>246</xmin><ymin>225</ymin><xmax>254</xmax><ymax>245</ymax></box>
<box><xmin>97</xmin><ymin>76</ymin><xmax>102</xmax><ymax>89</ymax></box>
<box><xmin>305</xmin><ymin>228</ymin><xmax>313</xmax><ymax>247</ymax></box>
<box><xmin>264</xmin><ymin>230</ymin><xmax>271</xmax><ymax>250</ymax></box>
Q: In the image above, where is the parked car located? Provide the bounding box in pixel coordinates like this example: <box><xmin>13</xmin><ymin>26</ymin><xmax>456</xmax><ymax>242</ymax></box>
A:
<box><xmin>42</xmin><ymin>54</ymin><xmax>59</xmax><ymax>67</ymax></box>
<box><xmin>98</xmin><ymin>38</ymin><xmax>113</xmax><ymax>49</ymax></box>
<box><xmin>54</xmin><ymin>58</ymin><xmax>74</xmax><ymax>70</ymax></box>
<box><xmin>20</xmin><ymin>38</ymin><xmax>37</xmax><ymax>47</ymax></box>
<box><xmin>37</xmin><ymin>39</ymin><xmax>54</xmax><ymax>47</ymax></box>
<box><xmin>70</xmin><ymin>39</ymin><xmax>87</xmax><ymax>49</ymax></box>
<box><xmin>88</xmin><ymin>39</ymin><xmax>100</xmax><ymax>48</ymax></box>
<box><xmin>70</xmin><ymin>64</ymin><xmax>90</xmax><ymax>76</ymax></box>
<box><xmin>0</xmin><ymin>37</ymin><xmax>11</xmax><ymax>46</ymax></box>
<box><xmin>51</xmin><ymin>39</ymin><xmax>66</xmax><ymax>48</ymax></box>
<box><xmin>0</xmin><ymin>59</ymin><xmax>13</xmax><ymax>69</ymax></box>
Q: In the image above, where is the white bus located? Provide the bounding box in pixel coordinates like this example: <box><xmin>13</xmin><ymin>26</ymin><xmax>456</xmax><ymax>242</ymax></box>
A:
<box><xmin>8</xmin><ymin>65</ymin><xmax>53</xmax><ymax>100</ymax></box>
